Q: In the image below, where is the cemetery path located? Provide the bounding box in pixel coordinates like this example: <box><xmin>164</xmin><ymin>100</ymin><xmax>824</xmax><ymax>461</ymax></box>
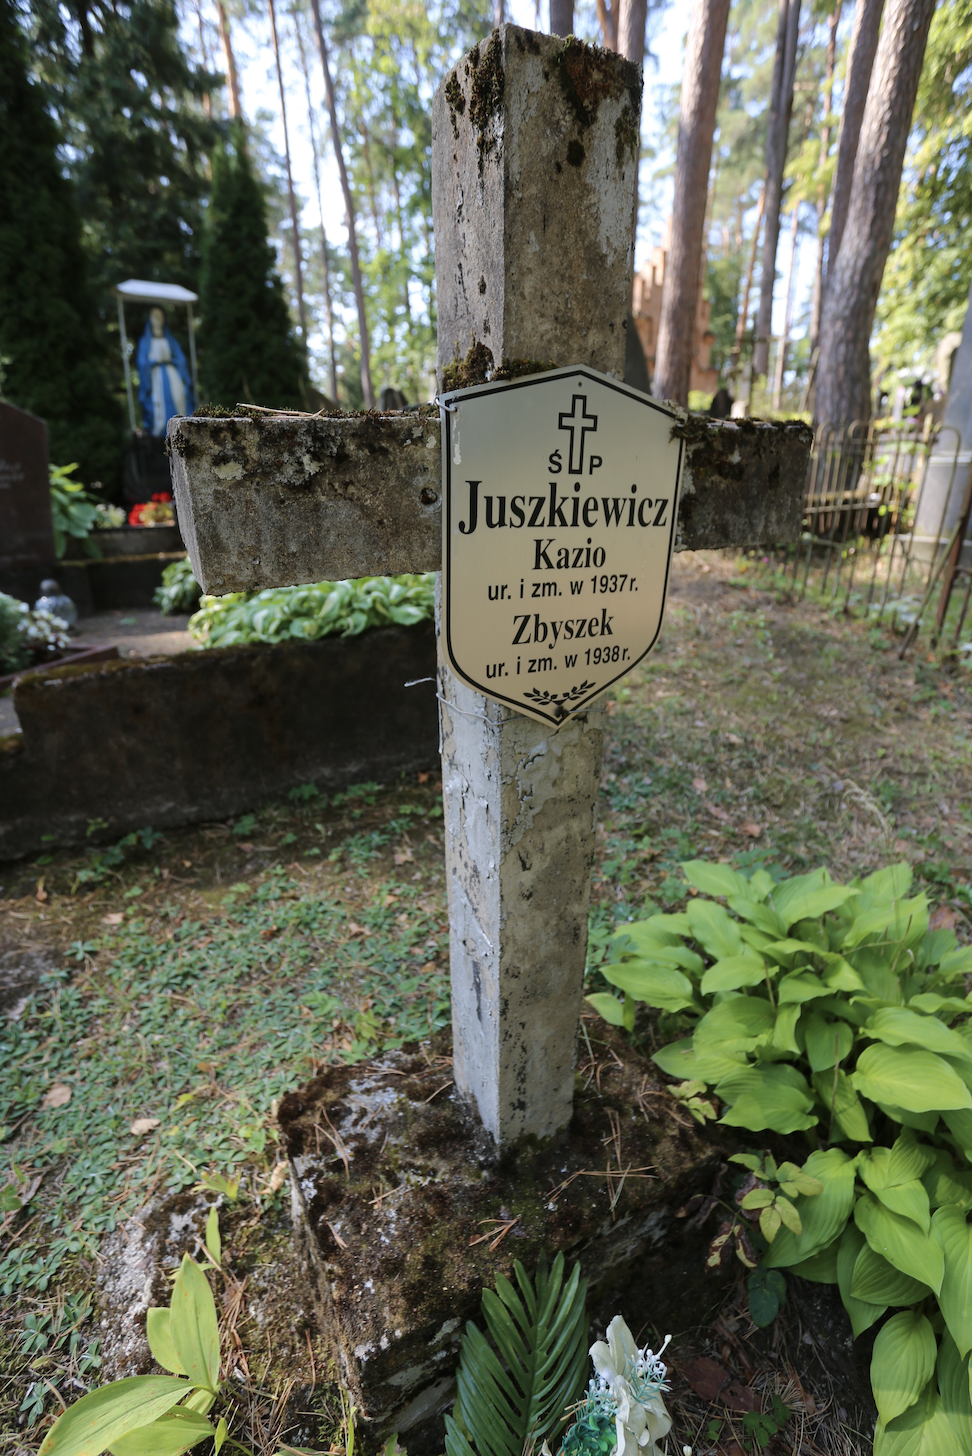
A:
<box><xmin>0</xmin><ymin>550</ymin><xmax>968</xmax><ymax>1452</ymax></box>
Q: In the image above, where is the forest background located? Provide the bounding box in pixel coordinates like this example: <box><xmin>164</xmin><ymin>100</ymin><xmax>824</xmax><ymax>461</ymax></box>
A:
<box><xmin>1</xmin><ymin>0</ymin><xmax>971</xmax><ymax>494</ymax></box>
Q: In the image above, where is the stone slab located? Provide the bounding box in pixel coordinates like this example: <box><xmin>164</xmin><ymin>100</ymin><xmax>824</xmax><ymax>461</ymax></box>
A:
<box><xmin>0</xmin><ymin>625</ymin><xmax>437</xmax><ymax>861</ymax></box>
<box><xmin>169</xmin><ymin>412</ymin><xmax>811</xmax><ymax>595</ymax></box>
<box><xmin>279</xmin><ymin>1027</ymin><xmax>727</xmax><ymax>1452</ymax></box>
<box><xmin>0</xmin><ymin>401</ymin><xmax>56</xmax><ymax>601</ymax></box>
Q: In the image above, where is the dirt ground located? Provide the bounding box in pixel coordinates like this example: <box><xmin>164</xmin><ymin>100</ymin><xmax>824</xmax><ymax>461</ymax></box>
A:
<box><xmin>0</xmin><ymin>551</ymin><xmax>969</xmax><ymax>1454</ymax></box>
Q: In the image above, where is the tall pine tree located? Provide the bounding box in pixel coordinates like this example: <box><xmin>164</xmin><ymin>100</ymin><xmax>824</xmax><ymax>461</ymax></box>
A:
<box><xmin>0</xmin><ymin>0</ymin><xmax>120</xmax><ymax>486</ymax></box>
<box><xmin>198</xmin><ymin>125</ymin><xmax>306</xmax><ymax>410</ymax></box>
<box><xmin>30</xmin><ymin>0</ymin><xmax>218</xmax><ymax>304</ymax></box>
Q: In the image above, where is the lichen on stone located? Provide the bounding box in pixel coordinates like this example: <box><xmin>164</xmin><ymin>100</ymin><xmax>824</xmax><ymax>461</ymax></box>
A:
<box><xmin>491</xmin><ymin>357</ymin><xmax>557</xmax><ymax>381</ymax></box>
<box><xmin>552</xmin><ymin>35</ymin><xmax>641</xmax><ymax>132</ymax></box>
<box><xmin>614</xmin><ymin>105</ymin><xmax>638</xmax><ymax>168</ymax></box>
<box><xmin>444</xmin><ymin>73</ymin><xmax>465</xmax><ymax>140</ymax></box>
<box><xmin>442</xmin><ymin>338</ymin><xmax>495</xmax><ymax>391</ymax></box>
<box><xmin>467</xmin><ymin>30</ymin><xmax>505</xmax><ymax>176</ymax></box>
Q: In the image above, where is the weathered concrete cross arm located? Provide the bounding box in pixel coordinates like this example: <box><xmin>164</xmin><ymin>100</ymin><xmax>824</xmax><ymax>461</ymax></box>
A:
<box><xmin>168</xmin><ymin>410</ymin><xmax>812</xmax><ymax>595</ymax></box>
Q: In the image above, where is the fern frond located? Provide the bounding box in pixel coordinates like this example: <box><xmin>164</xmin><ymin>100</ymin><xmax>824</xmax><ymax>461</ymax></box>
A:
<box><xmin>445</xmin><ymin>1253</ymin><xmax>589</xmax><ymax>1456</ymax></box>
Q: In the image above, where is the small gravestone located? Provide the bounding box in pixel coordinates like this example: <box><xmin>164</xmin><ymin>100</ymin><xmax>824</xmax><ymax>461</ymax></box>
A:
<box><xmin>0</xmin><ymin>402</ymin><xmax>56</xmax><ymax>602</ymax></box>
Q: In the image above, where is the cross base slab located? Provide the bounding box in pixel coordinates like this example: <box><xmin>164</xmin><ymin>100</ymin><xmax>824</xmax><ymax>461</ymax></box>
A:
<box><xmin>279</xmin><ymin>1030</ymin><xmax>728</xmax><ymax>1454</ymax></box>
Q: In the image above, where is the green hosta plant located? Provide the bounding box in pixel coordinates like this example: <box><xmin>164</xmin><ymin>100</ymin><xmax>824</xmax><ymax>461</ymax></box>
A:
<box><xmin>155</xmin><ymin>558</ymin><xmax>202</xmax><ymax>616</ymax></box>
<box><xmin>587</xmin><ymin>859</ymin><xmax>972</xmax><ymax>1455</ymax></box>
<box><xmin>188</xmin><ymin>574</ymin><xmax>435</xmax><ymax>648</ymax></box>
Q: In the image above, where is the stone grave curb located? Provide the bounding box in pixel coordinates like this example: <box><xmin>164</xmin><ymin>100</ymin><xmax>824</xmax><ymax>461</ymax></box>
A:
<box><xmin>0</xmin><ymin>624</ymin><xmax>438</xmax><ymax>862</ymax></box>
<box><xmin>278</xmin><ymin>1026</ymin><xmax>734</xmax><ymax>1454</ymax></box>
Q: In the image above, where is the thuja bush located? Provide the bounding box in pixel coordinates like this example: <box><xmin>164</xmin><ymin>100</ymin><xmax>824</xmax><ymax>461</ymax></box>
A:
<box><xmin>588</xmin><ymin>860</ymin><xmax>972</xmax><ymax>1455</ymax></box>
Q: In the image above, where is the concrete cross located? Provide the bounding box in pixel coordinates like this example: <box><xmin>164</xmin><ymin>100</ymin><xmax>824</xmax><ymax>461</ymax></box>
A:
<box><xmin>169</xmin><ymin>25</ymin><xmax>811</xmax><ymax>1154</ymax></box>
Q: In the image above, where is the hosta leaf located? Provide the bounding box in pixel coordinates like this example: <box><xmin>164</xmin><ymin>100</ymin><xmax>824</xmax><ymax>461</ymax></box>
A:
<box><xmin>940</xmin><ymin>948</ymin><xmax>972</xmax><ymax>980</ymax></box>
<box><xmin>865</xmin><ymin>1009</ymin><xmax>972</xmax><ymax>1064</ymax></box>
<box><xmin>763</xmin><ymin>1148</ymin><xmax>856</xmax><ymax>1269</ymax></box>
<box><xmin>852</xmin><ymin>1045</ymin><xmax>972</xmax><ymax>1115</ymax></box>
<box><xmin>933</xmin><ymin>1206</ymin><xmax>972</xmax><ymax>1358</ymax></box>
<box><xmin>771</xmin><ymin>869</ymin><xmax>859</xmax><ymax>928</ymax></box>
<box><xmin>700</xmin><ymin>954</ymin><xmax>766</xmax><ymax>995</ymax></box>
<box><xmin>693</xmin><ymin>997</ymin><xmax>775</xmax><ymax>1078</ymax></box>
<box><xmin>109</xmin><ymin>1407</ymin><xmax>215</xmax><ymax>1456</ymax></box>
<box><xmin>686</xmin><ymin>900</ymin><xmax>742</xmax><ymax>960</ymax></box>
<box><xmin>922</xmin><ymin>1151</ymin><xmax>972</xmax><ymax>1210</ymax></box>
<box><xmin>812</xmin><ymin>1069</ymin><xmax>872</xmax><ymax>1143</ymax></box>
<box><xmin>937</xmin><ymin>1331</ymin><xmax>972</xmax><ymax>1449</ymax></box>
<box><xmin>909</xmin><ymin>994</ymin><xmax>971</xmax><ymax>1020</ymax></box>
<box><xmin>760</xmin><ymin>939</ymin><xmax>828</xmax><ymax>967</ymax></box>
<box><xmin>838</xmin><ymin>1224</ymin><xmax>887</xmax><ymax>1338</ymax></box>
<box><xmin>727</xmin><ymin>897</ymin><xmax>787</xmax><ymax>938</ymax></box>
<box><xmin>169</xmin><ymin>1256</ymin><xmax>219</xmax><ymax>1394</ymax></box>
<box><xmin>612</xmin><ymin>926</ymin><xmax>703</xmax><ymax>973</ymax></box>
<box><xmin>805</xmin><ymin>1014</ymin><xmax>854</xmax><ymax>1072</ymax></box>
<box><xmin>942</xmin><ymin>1109</ymin><xmax>972</xmax><ymax>1159</ymax></box>
<box><xmin>789</xmin><ymin>1235</ymin><xmax>840</xmax><ymax>1284</ymax></box>
<box><xmin>858</xmin><ymin>1151</ymin><xmax>931</xmax><ymax>1234</ymax></box>
<box><xmin>146</xmin><ymin>1311</ymin><xmax>185</xmax><ymax>1377</ymax></box>
<box><xmin>876</xmin><ymin>1382</ymin><xmax>964</xmax><ymax>1456</ymax></box>
<box><xmin>776</xmin><ymin>971</ymin><xmax>829</xmax><ymax>1004</ymax></box>
<box><xmin>584</xmin><ymin>993</ymin><xmax>626</xmax><ymax>1027</ymax></box>
<box><xmin>716</xmin><ymin>1064</ymin><xmax>817</xmax><ymax>1135</ymax></box>
<box><xmin>871</xmin><ymin>1312</ymin><xmax>937</xmax><ymax>1424</ymax></box>
<box><xmin>600</xmin><ymin>961</ymin><xmax>697</xmax><ymax>1012</ymax></box>
<box><xmin>771</xmin><ymin>1003</ymin><xmax>802</xmax><ymax>1055</ymax></box>
<box><xmin>821</xmin><ymin>956</ymin><xmax>867</xmax><ymax>992</ymax></box>
<box><xmin>862</xmin><ymin>863</ymin><xmax>913</xmax><ymax>902</ymax></box>
<box><xmin>652</xmin><ymin>1037</ymin><xmax>703</xmax><ymax>1079</ymax></box>
<box><xmin>680</xmin><ymin>860</ymin><xmax>751</xmax><ymax>900</ymax></box>
<box><xmin>36</xmin><ymin>1377</ymin><xmax>191</xmax><ymax>1456</ymax></box>
<box><xmin>877</xmin><ymin>1103</ymin><xmax>941</xmax><ymax>1135</ymax></box>
<box><xmin>851</xmin><ymin>1241</ymin><xmax>930</xmax><ymax>1308</ymax></box>
<box><xmin>887</xmin><ymin>1132</ymin><xmax>939</xmax><ymax>1186</ymax></box>
<box><xmin>844</xmin><ymin>895</ymin><xmax>929</xmax><ymax>953</ymax></box>
<box><xmin>855</xmin><ymin>1193</ymin><xmax>944</xmax><ymax>1294</ymax></box>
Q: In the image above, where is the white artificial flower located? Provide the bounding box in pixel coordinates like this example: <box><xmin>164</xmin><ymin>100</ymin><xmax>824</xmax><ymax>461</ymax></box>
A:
<box><xmin>588</xmin><ymin>1317</ymin><xmax>673</xmax><ymax>1456</ymax></box>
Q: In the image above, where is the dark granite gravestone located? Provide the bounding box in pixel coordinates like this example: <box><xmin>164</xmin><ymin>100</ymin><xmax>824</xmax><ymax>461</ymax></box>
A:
<box><xmin>0</xmin><ymin>402</ymin><xmax>56</xmax><ymax>602</ymax></box>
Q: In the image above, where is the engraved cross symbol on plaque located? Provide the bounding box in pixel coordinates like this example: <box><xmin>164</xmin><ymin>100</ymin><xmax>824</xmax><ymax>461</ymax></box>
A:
<box><xmin>169</xmin><ymin>24</ymin><xmax>812</xmax><ymax>1153</ymax></box>
<box><xmin>558</xmin><ymin>394</ymin><xmax>599</xmax><ymax>475</ymax></box>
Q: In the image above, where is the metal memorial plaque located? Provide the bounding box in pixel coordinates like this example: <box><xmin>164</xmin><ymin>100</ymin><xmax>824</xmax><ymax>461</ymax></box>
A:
<box><xmin>440</xmin><ymin>366</ymin><xmax>682</xmax><ymax>727</ymax></box>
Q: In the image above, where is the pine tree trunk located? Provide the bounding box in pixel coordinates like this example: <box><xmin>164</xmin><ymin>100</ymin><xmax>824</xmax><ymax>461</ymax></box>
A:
<box><xmin>652</xmin><ymin>0</ymin><xmax>730</xmax><ymax>405</ymax></box>
<box><xmin>494</xmin><ymin>0</ymin><xmax>506</xmax><ymax>26</ymax></box>
<box><xmin>595</xmin><ymin>0</ymin><xmax>618</xmax><ymax>50</ymax></box>
<box><xmin>772</xmin><ymin>206</ymin><xmax>799</xmax><ymax>410</ymax></box>
<box><xmin>808</xmin><ymin>4</ymin><xmax>841</xmax><ymax>356</ymax></box>
<box><xmin>752</xmin><ymin>0</ymin><xmax>800</xmax><ymax>380</ymax></box>
<box><xmin>815</xmin><ymin>0</ymin><xmax>937</xmax><ymax>431</ymax></box>
<box><xmin>268</xmin><ymin>0</ymin><xmax>307</xmax><ymax>344</ymax></box>
<box><xmin>731</xmin><ymin>185</ymin><xmax>764</xmax><ymax>398</ymax></box>
<box><xmin>618</xmin><ymin>0</ymin><xmax>647</xmax><ymax>63</ymax></box>
<box><xmin>827</xmin><ymin>0</ymin><xmax>884</xmax><ymax>278</ymax></box>
<box><xmin>549</xmin><ymin>1</ymin><xmax>573</xmax><ymax>36</ymax></box>
<box><xmin>214</xmin><ymin>0</ymin><xmax>242</xmax><ymax>121</ymax></box>
<box><xmin>308</xmin><ymin>0</ymin><xmax>374</xmax><ymax>408</ymax></box>
<box><xmin>293</xmin><ymin>10</ymin><xmax>338</xmax><ymax>402</ymax></box>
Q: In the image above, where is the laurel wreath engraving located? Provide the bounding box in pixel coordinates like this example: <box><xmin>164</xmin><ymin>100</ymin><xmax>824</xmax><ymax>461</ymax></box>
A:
<box><xmin>522</xmin><ymin>680</ymin><xmax>596</xmax><ymax>714</ymax></box>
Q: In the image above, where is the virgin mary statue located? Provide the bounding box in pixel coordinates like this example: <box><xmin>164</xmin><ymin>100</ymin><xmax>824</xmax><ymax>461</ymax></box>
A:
<box><xmin>136</xmin><ymin>307</ymin><xmax>194</xmax><ymax>435</ymax></box>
